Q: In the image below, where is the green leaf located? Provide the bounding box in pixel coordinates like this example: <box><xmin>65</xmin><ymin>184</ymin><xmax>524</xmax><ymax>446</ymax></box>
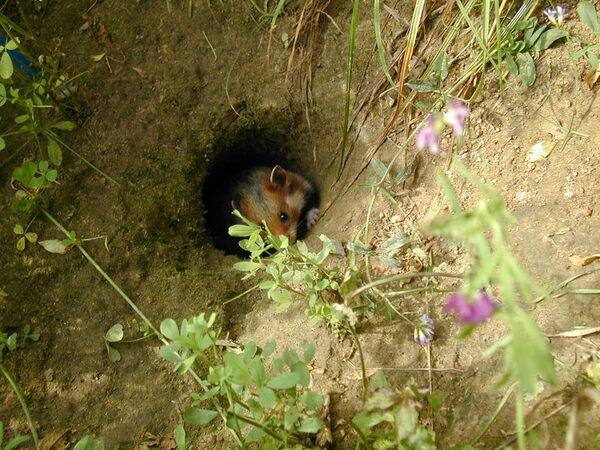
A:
<box><xmin>50</xmin><ymin>120</ymin><xmax>77</xmax><ymax>130</ymax></box>
<box><xmin>352</xmin><ymin>410</ymin><xmax>384</xmax><ymax>431</ymax></box>
<box><xmin>245</xmin><ymin>426</ymin><xmax>265</xmax><ymax>443</ymax></box>
<box><xmin>578</xmin><ymin>1</ymin><xmax>599</xmax><ymax>32</ymax></box>
<box><xmin>433</xmin><ymin>51</ymin><xmax>449</xmax><ymax>80</ymax></box>
<box><xmin>262</xmin><ymin>339</ymin><xmax>276</xmax><ymax>358</ymax></box>
<box><xmin>183</xmin><ymin>407</ymin><xmax>217</xmax><ymax>425</ymax></box>
<box><xmin>284</xmin><ymin>405</ymin><xmax>299</xmax><ymax>430</ymax></box>
<box><xmin>5</xmin><ymin>39</ymin><xmax>18</xmax><ymax>51</ymax></box>
<box><xmin>396</xmin><ymin>405</ymin><xmax>418</xmax><ymax>440</ymax></box>
<box><xmin>380</xmin><ymin>233</ymin><xmax>411</xmax><ymax>254</ymax></box>
<box><xmin>73</xmin><ymin>435</ymin><xmax>104</xmax><ymax>450</ymax></box>
<box><xmin>0</xmin><ymin>51</ymin><xmax>13</xmax><ymax>79</ymax></box>
<box><xmin>228</xmin><ymin>224</ymin><xmax>256</xmax><ymax>237</ymax></box>
<box><xmin>38</xmin><ymin>160</ymin><xmax>49</xmax><ymax>173</ymax></box>
<box><xmin>378</xmin><ymin>254</ymin><xmax>401</xmax><ymax>268</ymax></box>
<box><xmin>292</xmin><ymin>361</ymin><xmax>310</xmax><ymax>387</ymax></box>
<box><xmin>160</xmin><ymin>319</ymin><xmax>179</xmax><ymax>340</ymax></box>
<box><xmin>233</xmin><ymin>261</ymin><xmax>262</xmax><ymax>272</ymax></box>
<box><xmin>406</xmin><ymin>79</ymin><xmax>438</xmax><ymax>92</ymax></box>
<box><xmin>270</xmin><ymin>288</ymin><xmax>292</xmax><ymax>304</ymax></box>
<box><xmin>507</xmin><ymin>310</ymin><xmax>558</xmax><ymax>394</ymax></box>
<box><xmin>105</xmin><ymin>323</ymin><xmax>124</xmax><ymax>342</ymax></box>
<box><xmin>174</xmin><ymin>424</ymin><xmax>185</xmax><ymax>450</ymax></box>
<box><xmin>13</xmin><ymin>223</ymin><xmax>24</xmax><ymax>235</ymax></box>
<box><xmin>516</xmin><ymin>52</ymin><xmax>536</xmax><ymax>86</ymax></box>
<box><xmin>223</xmin><ymin>352</ymin><xmax>251</xmax><ymax>385</ymax></box>
<box><xmin>299</xmin><ymin>391</ymin><xmax>324</xmax><ymax>410</ymax></box>
<box><xmin>525</xmin><ymin>23</ymin><xmax>547</xmax><ymax>48</ymax></box>
<box><xmin>14</xmin><ymin>114</ymin><xmax>28</xmax><ymax>124</ymax></box>
<box><xmin>7</xmin><ymin>333</ymin><xmax>17</xmax><ymax>351</ymax></box>
<box><xmin>159</xmin><ymin>343</ymin><xmax>182</xmax><ymax>362</ymax></box>
<box><xmin>0</xmin><ymin>83</ymin><xmax>6</xmax><ymax>106</ymax></box>
<box><xmin>394</xmin><ymin>162</ymin><xmax>414</xmax><ymax>184</ymax></box>
<box><xmin>46</xmin><ymin>169</ymin><xmax>58</xmax><ymax>182</ymax></box>
<box><xmin>16</xmin><ymin>236</ymin><xmax>26</xmax><ymax>251</ymax></box>
<box><xmin>107</xmin><ymin>345</ymin><xmax>121</xmax><ymax>362</ymax></box>
<box><xmin>505</xmin><ymin>54</ymin><xmax>518</xmax><ymax>75</ymax></box>
<box><xmin>370</xmin><ymin>158</ymin><xmax>391</xmax><ymax>183</ymax></box>
<box><xmin>199</xmin><ymin>386</ymin><xmax>220</xmax><ymax>401</ymax></box>
<box><xmin>302</xmin><ymin>340</ymin><xmax>316</xmax><ymax>364</ymax></box>
<box><xmin>530</xmin><ymin>28</ymin><xmax>568</xmax><ymax>51</ymax></box>
<box><xmin>243</xmin><ymin>341</ymin><xmax>257</xmax><ymax>362</ymax></box>
<box><xmin>282</xmin><ymin>349</ymin><xmax>300</xmax><ymax>368</ymax></box>
<box><xmin>267</xmin><ymin>372</ymin><xmax>300</xmax><ymax>389</ymax></box>
<box><xmin>372</xmin><ymin>370</ymin><xmax>389</xmax><ymax>388</ymax></box>
<box><xmin>48</xmin><ymin>138</ymin><xmax>62</xmax><ymax>166</ymax></box>
<box><xmin>39</xmin><ymin>239</ymin><xmax>71</xmax><ymax>254</ymax></box>
<box><xmin>5</xmin><ymin>435</ymin><xmax>31</xmax><ymax>450</ymax></box>
<box><xmin>249</xmin><ymin>358</ymin><xmax>266</xmax><ymax>386</ymax></box>
<box><xmin>258</xmin><ymin>386</ymin><xmax>277</xmax><ymax>408</ymax></box>
<box><xmin>298</xmin><ymin>417</ymin><xmax>322</xmax><ymax>433</ymax></box>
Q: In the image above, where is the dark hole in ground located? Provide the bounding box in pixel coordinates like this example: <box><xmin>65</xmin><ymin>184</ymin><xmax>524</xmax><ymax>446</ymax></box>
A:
<box><xmin>201</xmin><ymin>109</ymin><xmax>320</xmax><ymax>256</ymax></box>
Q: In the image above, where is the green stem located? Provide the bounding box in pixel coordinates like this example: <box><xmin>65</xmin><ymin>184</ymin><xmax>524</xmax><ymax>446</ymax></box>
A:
<box><xmin>46</xmin><ymin>132</ymin><xmax>121</xmax><ymax>186</ymax></box>
<box><xmin>348</xmin><ymin>325</ymin><xmax>368</xmax><ymax>404</ymax></box>
<box><xmin>347</xmin><ymin>272</ymin><xmax>463</xmax><ymax>300</ymax></box>
<box><xmin>0</xmin><ymin>361</ymin><xmax>39</xmax><ymax>449</ymax></box>
<box><xmin>42</xmin><ymin>209</ymin><xmax>163</xmax><ymax>341</ymax></box>
<box><xmin>41</xmin><ymin>209</ymin><xmax>244</xmax><ymax>445</ymax></box>
<box><xmin>515</xmin><ymin>388</ymin><xmax>526</xmax><ymax>450</ymax></box>
<box><xmin>336</xmin><ymin>0</ymin><xmax>360</xmax><ymax>180</ymax></box>
<box><xmin>229</xmin><ymin>411</ymin><xmax>284</xmax><ymax>441</ymax></box>
<box><xmin>224</xmin><ymin>284</ymin><xmax>260</xmax><ymax>304</ymax></box>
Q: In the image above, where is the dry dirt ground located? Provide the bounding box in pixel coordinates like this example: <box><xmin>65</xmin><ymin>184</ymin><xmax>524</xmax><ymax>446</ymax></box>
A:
<box><xmin>1</xmin><ymin>0</ymin><xmax>599</xmax><ymax>448</ymax></box>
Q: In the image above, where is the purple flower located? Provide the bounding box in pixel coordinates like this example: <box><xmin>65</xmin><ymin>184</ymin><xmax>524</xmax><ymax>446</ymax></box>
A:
<box><xmin>416</xmin><ymin>115</ymin><xmax>443</xmax><ymax>154</ymax></box>
<box><xmin>445</xmin><ymin>291</ymin><xmax>497</xmax><ymax>324</ymax></box>
<box><xmin>414</xmin><ymin>314</ymin><xmax>435</xmax><ymax>345</ymax></box>
<box><xmin>443</xmin><ymin>99</ymin><xmax>469</xmax><ymax>136</ymax></box>
<box><xmin>544</xmin><ymin>6</ymin><xmax>566</xmax><ymax>26</ymax></box>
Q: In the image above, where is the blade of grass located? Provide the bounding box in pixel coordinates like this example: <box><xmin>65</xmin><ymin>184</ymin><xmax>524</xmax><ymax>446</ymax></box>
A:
<box><xmin>374</xmin><ymin>0</ymin><xmax>396</xmax><ymax>89</ymax></box>
<box><xmin>336</xmin><ymin>0</ymin><xmax>360</xmax><ymax>180</ymax></box>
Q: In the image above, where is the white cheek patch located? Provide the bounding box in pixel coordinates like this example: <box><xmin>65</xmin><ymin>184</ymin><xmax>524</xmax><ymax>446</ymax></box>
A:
<box><xmin>285</xmin><ymin>191</ymin><xmax>304</xmax><ymax>211</ymax></box>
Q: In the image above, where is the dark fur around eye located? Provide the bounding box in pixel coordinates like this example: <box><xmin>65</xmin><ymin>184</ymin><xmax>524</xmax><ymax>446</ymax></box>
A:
<box><xmin>279</xmin><ymin>212</ymin><xmax>288</xmax><ymax>222</ymax></box>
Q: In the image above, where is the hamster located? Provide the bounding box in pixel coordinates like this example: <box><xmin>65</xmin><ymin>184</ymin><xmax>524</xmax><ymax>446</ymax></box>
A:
<box><xmin>231</xmin><ymin>165</ymin><xmax>320</xmax><ymax>246</ymax></box>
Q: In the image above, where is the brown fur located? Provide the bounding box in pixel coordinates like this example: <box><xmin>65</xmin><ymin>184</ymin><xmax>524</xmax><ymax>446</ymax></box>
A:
<box><xmin>235</xmin><ymin>166</ymin><xmax>313</xmax><ymax>243</ymax></box>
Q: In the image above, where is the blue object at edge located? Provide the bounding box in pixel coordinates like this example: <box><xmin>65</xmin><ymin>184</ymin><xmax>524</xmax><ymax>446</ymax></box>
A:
<box><xmin>0</xmin><ymin>34</ymin><xmax>39</xmax><ymax>79</ymax></box>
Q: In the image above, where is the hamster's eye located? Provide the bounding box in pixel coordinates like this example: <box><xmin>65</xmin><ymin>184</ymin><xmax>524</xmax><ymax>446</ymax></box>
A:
<box><xmin>279</xmin><ymin>212</ymin><xmax>288</xmax><ymax>222</ymax></box>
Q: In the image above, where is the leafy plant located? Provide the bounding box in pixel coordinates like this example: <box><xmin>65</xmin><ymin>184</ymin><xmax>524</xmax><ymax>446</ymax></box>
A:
<box><xmin>351</xmin><ymin>372</ymin><xmax>436</xmax><ymax>450</ymax></box>
<box><xmin>230</xmin><ymin>210</ymin><xmax>360</xmax><ymax>330</ymax></box>
<box><xmin>160</xmin><ymin>313</ymin><xmax>325</xmax><ymax>448</ymax></box>
<box><xmin>500</xmin><ymin>16</ymin><xmax>567</xmax><ymax>86</ymax></box>
<box><xmin>430</xmin><ymin>158</ymin><xmax>558</xmax><ymax>447</ymax></box>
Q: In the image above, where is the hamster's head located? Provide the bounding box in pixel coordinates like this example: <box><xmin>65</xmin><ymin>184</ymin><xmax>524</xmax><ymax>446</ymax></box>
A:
<box><xmin>259</xmin><ymin>165</ymin><xmax>309</xmax><ymax>244</ymax></box>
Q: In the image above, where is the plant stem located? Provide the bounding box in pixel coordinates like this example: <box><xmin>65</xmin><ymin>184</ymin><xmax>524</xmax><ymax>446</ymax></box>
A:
<box><xmin>515</xmin><ymin>388</ymin><xmax>526</xmax><ymax>450</ymax></box>
<box><xmin>229</xmin><ymin>411</ymin><xmax>284</xmax><ymax>442</ymax></box>
<box><xmin>0</xmin><ymin>361</ymin><xmax>39</xmax><ymax>449</ymax></box>
<box><xmin>42</xmin><ymin>209</ymin><xmax>163</xmax><ymax>341</ymax></box>
<box><xmin>348</xmin><ymin>325</ymin><xmax>368</xmax><ymax>404</ymax></box>
<box><xmin>347</xmin><ymin>272</ymin><xmax>463</xmax><ymax>300</ymax></box>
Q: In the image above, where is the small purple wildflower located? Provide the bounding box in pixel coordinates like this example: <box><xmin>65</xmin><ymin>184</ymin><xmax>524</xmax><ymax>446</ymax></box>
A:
<box><xmin>544</xmin><ymin>5</ymin><xmax>566</xmax><ymax>26</ymax></box>
<box><xmin>445</xmin><ymin>290</ymin><xmax>497</xmax><ymax>324</ymax></box>
<box><xmin>443</xmin><ymin>99</ymin><xmax>470</xmax><ymax>136</ymax></box>
<box><xmin>414</xmin><ymin>314</ymin><xmax>435</xmax><ymax>346</ymax></box>
<box><xmin>416</xmin><ymin>115</ymin><xmax>443</xmax><ymax>154</ymax></box>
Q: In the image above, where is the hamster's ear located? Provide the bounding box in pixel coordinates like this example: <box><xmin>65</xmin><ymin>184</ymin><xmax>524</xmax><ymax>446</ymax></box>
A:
<box><xmin>269</xmin><ymin>165</ymin><xmax>288</xmax><ymax>188</ymax></box>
